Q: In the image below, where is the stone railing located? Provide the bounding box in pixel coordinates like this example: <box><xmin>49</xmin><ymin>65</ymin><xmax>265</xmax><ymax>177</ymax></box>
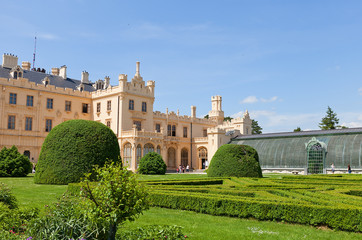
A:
<box><xmin>194</xmin><ymin>137</ymin><xmax>208</xmax><ymax>143</ymax></box>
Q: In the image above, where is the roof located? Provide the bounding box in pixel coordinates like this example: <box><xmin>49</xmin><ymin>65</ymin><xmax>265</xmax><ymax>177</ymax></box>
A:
<box><xmin>0</xmin><ymin>66</ymin><xmax>96</xmax><ymax>92</ymax></box>
<box><xmin>234</xmin><ymin>127</ymin><xmax>362</xmax><ymax>140</ymax></box>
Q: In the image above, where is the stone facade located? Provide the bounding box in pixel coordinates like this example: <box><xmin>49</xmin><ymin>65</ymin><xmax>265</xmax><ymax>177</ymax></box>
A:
<box><xmin>0</xmin><ymin>53</ymin><xmax>251</xmax><ymax>171</ymax></box>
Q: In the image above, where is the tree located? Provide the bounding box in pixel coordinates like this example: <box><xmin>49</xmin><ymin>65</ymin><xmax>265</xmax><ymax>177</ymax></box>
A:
<box><xmin>251</xmin><ymin>119</ymin><xmax>263</xmax><ymax>134</ymax></box>
<box><xmin>223</xmin><ymin>116</ymin><xmax>233</xmax><ymax>122</ymax></box>
<box><xmin>204</xmin><ymin>114</ymin><xmax>209</xmax><ymax>119</ymax></box>
<box><xmin>0</xmin><ymin>146</ymin><xmax>32</xmax><ymax>177</ymax></box>
<box><xmin>80</xmin><ymin>161</ymin><xmax>149</xmax><ymax>240</ymax></box>
<box><xmin>138</xmin><ymin>152</ymin><xmax>167</xmax><ymax>175</ymax></box>
<box><xmin>319</xmin><ymin>106</ymin><xmax>339</xmax><ymax>130</ymax></box>
<box><xmin>294</xmin><ymin>127</ymin><xmax>302</xmax><ymax>132</ymax></box>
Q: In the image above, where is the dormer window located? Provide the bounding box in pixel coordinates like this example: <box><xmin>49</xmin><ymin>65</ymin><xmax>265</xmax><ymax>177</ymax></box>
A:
<box><xmin>94</xmin><ymin>80</ymin><xmax>105</xmax><ymax>90</ymax></box>
<box><xmin>10</xmin><ymin>66</ymin><xmax>23</xmax><ymax>79</ymax></box>
<box><xmin>42</xmin><ymin>77</ymin><xmax>50</xmax><ymax>86</ymax></box>
<box><xmin>77</xmin><ymin>83</ymin><xmax>84</xmax><ymax>92</ymax></box>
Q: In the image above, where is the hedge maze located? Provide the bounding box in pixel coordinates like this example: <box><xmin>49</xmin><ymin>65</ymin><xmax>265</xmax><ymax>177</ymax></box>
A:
<box><xmin>145</xmin><ymin>174</ymin><xmax>362</xmax><ymax>232</ymax></box>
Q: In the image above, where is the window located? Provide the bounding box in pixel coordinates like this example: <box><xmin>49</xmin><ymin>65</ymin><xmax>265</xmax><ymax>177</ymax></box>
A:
<box><xmin>155</xmin><ymin>124</ymin><xmax>161</xmax><ymax>133</ymax></box>
<box><xmin>18</xmin><ymin>72</ymin><xmax>22</xmax><ymax>78</ymax></box>
<box><xmin>96</xmin><ymin>102</ymin><xmax>101</xmax><ymax>113</ymax></box>
<box><xmin>134</xmin><ymin>121</ymin><xmax>141</xmax><ymax>131</ymax></box>
<box><xmin>183</xmin><ymin>127</ymin><xmax>188</xmax><ymax>138</ymax></box>
<box><xmin>156</xmin><ymin>145</ymin><xmax>161</xmax><ymax>155</ymax></box>
<box><xmin>123</xmin><ymin>143</ymin><xmax>132</xmax><ymax>167</ymax></box>
<box><xmin>9</xmin><ymin>93</ymin><xmax>17</xmax><ymax>104</ymax></box>
<box><xmin>167</xmin><ymin>124</ymin><xmax>176</xmax><ymax>136</ymax></box>
<box><xmin>46</xmin><ymin>98</ymin><xmax>53</xmax><ymax>109</ymax></box>
<box><xmin>8</xmin><ymin>115</ymin><xmax>15</xmax><ymax>129</ymax></box>
<box><xmin>65</xmin><ymin>101</ymin><xmax>71</xmax><ymax>111</ymax></box>
<box><xmin>107</xmin><ymin>100</ymin><xmax>111</xmax><ymax>111</ymax></box>
<box><xmin>136</xmin><ymin>144</ymin><xmax>142</xmax><ymax>168</ymax></box>
<box><xmin>106</xmin><ymin>120</ymin><xmax>111</xmax><ymax>128</ymax></box>
<box><xmin>129</xmin><ymin>100</ymin><xmax>134</xmax><ymax>110</ymax></box>
<box><xmin>142</xmin><ymin>102</ymin><xmax>147</xmax><ymax>112</ymax></box>
<box><xmin>144</xmin><ymin>143</ymin><xmax>154</xmax><ymax>156</ymax></box>
<box><xmin>203</xmin><ymin>129</ymin><xmax>208</xmax><ymax>137</ymax></box>
<box><xmin>25</xmin><ymin>117</ymin><xmax>32</xmax><ymax>131</ymax></box>
<box><xmin>45</xmin><ymin>119</ymin><xmax>52</xmax><ymax>132</ymax></box>
<box><xmin>26</xmin><ymin>96</ymin><xmax>33</xmax><ymax>107</ymax></box>
<box><xmin>13</xmin><ymin>71</ymin><xmax>17</xmax><ymax>79</ymax></box>
<box><xmin>82</xmin><ymin>103</ymin><xmax>89</xmax><ymax>113</ymax></box>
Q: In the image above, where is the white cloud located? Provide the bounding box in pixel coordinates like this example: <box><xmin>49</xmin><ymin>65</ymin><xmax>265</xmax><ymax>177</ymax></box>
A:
<box><xmin>240</xmin><ymin>96</ymin><xmax>279</xmax><ymax>104</ymax></box>
<box><xmin>358</xmin><ymin>88</ymin><xmax>362</xmax><ymax>95</ymax></box>
<box><xmin>38</xmin><ymin>33</ymin><xmax>59</xmax><ymax>40</ymax></box>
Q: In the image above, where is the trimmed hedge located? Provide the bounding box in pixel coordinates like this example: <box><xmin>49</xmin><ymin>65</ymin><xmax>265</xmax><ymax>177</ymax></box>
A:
<box><xmin>0</xmin><ymin>146</ymin><xmax>32</xmax><ymax>177</ymax></box>
<box><xmin>34</xmin><ymin>120</ymin><xmax>121</xmax><ymax>185</ymax></box>
<box><xmin>148</xmin><ymin>191</ymin><xmax>362</xmax><ymax>232</ymax></box>
<box><xmin>207</xmin><ymin>144</ymin><xmax>262</xmax><ymax>178</ymax></box>
<box><xmin>138</xmin><ymin>152</ymin><xmax>167</xmax><ymax>175</ymax></box>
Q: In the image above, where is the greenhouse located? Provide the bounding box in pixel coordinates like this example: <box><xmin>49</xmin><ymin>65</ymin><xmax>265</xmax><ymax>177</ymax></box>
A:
<box><xmin>230</xmin><ymin>128</ymin><xmax>362</xmax><ymax>174</ymax></box>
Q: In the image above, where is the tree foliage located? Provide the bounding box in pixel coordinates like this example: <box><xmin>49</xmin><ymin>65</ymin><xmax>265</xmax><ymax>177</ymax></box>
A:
<box><xmin>34</xmin><ymin>120</ymin><xmax>121</xmax><ymax>185</ymax></box>
<box><xmin>207</xmin><ymin>144</ymin><xmax>262</xmax><ymax>178</ymax></box>
<box><xmin>80</xmin><ymin>161</ymin><xmax>149</xmax><ymax>240</ymax></box>
<box><xmin>0</xmin><ymin>146</ymin><xmax>32</xmax><ymax>177</ymax></box>
<box><xmin>294</xmin><ymin>127</ymin><xmax>302</xmax><ymax>132</ymax></box>
<box><xmin>223</xmin><ymin>116</ymin><xmax>233</xmax><ymax>122</ymax></box>
<box><xmin>138</xmin><ymin>152</ymin><xmax>167</xmax><ymax>175</ymax></box>
<box><xmin>251</xmin><ymin>119</ymin><xmax>263</xmax><ymax>134</ymax></box>
<box><xmin>319</xmin><ymin>106</ymin><xmax>339</xmax><ymax>130</ymax></box>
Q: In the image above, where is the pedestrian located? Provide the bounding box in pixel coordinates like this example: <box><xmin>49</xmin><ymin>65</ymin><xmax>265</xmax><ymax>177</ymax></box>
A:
<box><xmin>348</xmin><ymin>164</ymin><xmax>352</xmax><ymax>174</ymax></box>
<box><xmin>176</xmin><ymin>168</ymin><xmax>179</xmax><ymax>174</ymax></box>
<box><xmin>331</xmin><ymin>163</ymin><xmax>335</xmax><ymax>174</ymax></box>
<box><xmin>179</xmin><ymin>165</ymin><xmax>182</xmax><ymax>174</ymax></box>
<box><xmin>186</xmin><ymin>164</ymin><xmax>189</xmax><ymax>173</ymax></box>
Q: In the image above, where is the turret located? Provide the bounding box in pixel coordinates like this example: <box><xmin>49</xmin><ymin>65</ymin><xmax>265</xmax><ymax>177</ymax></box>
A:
<box><xmin>208</xmin><ymin>95</ymin><xmax>224</xmax><ymax>124</ymax></box>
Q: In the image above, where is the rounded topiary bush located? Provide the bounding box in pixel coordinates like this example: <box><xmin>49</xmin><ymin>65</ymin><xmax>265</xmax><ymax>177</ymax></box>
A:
<box><xmin>138</xmin><ymin>152</ymin><xmax>166</xmax><ymax>175</ymax></box>
<box><xmin>0</xmin><ymin>146</ymin><xmax>32</xmax><ymax>177</ymax></box>
<box><xmin>207</xmin><ymin>144</ymin><xmax>262</xmax><ymax>178</ymax></box>
<box><xmin>34</xmin><ymin>120</ymin><xmax>120</xmax><ymax>184</ymax></box>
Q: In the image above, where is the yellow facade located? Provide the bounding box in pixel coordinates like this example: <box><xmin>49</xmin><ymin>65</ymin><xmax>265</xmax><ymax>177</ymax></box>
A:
<box><xmin>0</xmin><ymin>54</ymin><xmax>251</xmax><ymax>171</ymax></box>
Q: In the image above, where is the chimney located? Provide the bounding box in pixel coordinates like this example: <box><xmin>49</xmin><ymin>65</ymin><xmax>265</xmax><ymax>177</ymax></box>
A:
<box><xmin>81</xmin><ymin>71</ymin><xmax>89</xmax><ymax>83</ymax></box>
<box><xmin>59</xmin><ymin>65</ymin><xmax>67</xmax><ymax>79</ymax></box>
<box><xmin>191</xmin><ymin>106</ymin><xmax>196</xmax><ymax>118</ymax></box>
<box><xmin>22</xmin><ymin>61</ymin><xmax>31</xmax><ymax>70</ymax></box>
<box><xmin>51</xmin><ymin>68</ymin><xmax>60</xmax><ymax>76</ymax></box>
<box><xmin>2</xmin><ymin>54</ymin><xmax>18</xmax><ymax>69</ymax></box>
<box><xmin>135</xmin><ymin>61</ymin><xmax>141</xmax><ymax>78</ymax></box>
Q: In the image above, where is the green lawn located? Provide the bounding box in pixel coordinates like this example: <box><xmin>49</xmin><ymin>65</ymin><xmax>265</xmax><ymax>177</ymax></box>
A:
<box><xmin>1</xmin><ymin>174</ymin><xmax>361</xmax><ymax>239</ymax></box>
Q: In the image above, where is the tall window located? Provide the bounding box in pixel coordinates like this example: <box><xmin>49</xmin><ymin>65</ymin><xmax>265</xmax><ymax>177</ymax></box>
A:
<box><xmin>107</xmin><ymin>100</ymin><xmax>112</xmax><ymax>111</ymax></box>
<box><xmin>96</xmin><ymin>102</ymin><xmax>101</xmax><ymax>113</ymax></box>
<box><xmin>167</xmin><ymin>124</ymin><xmax>176</xmax><ymax>136</ymax></box>
<box><xmin>45</xmin><ymin>119</ymin><xmax>52</xmax><ymax>132</ymax></box>
<box><xmin>155</xmin><ymin>123</ymin><xmax>161</xmax><ymax>133</ymax></box>
<box><xmin>25</xmin><ymin>117</ymin><xmax>32</xmax><ymax>131</ymax></box>
<box><xmin>123</xmin><ymin>143</ymin><xmax>132</xmax><ymax>167</ymax></box>
<box><xmin>9</xmin><ymin>93</ymin><xmax>17</xmax><ymax>104</ymax></box>
<box><xmin>142</xmin><ymin>102</ymin><xmax>147</xmax><ymax>112</ymax></box>
<box><xmin>106</xmin><ymin>120</ymin><xmax>111</xmax><ymax>128</ymax></box>
<box><xmin>65</xmin><ymin>101</ymin><xmax>71</xmax><ymax>111</ymax></box>
<box><xmin>82</xmin><ymin>103</ymin><xmax>89</xmax><ymax>113</ymax></box>
<box><xmin>203</xmin><ymin>129</ymin><xmax>208</xmax><ymax>137</ymax></box>
<box><xmin>183</xmin><ymin>127</ymin><xmax>188</xmax><ymax>138</ymax></box>
<box><xmin>136</xmin><ymin>144</ymin><xmax>142</xmax><ymax>168</ymax></box>
<box><xmin>129</xmin><ymin>99</ymin><xmax>134</xmax><ymax>110</ymax></box>
<box><xmin>143</xmin><ymin>143</ymin><xmax>154</xmax><ymax>156</ymax></box>
<box><xmin>181</xmin><ymin>148</ymin><xmax>188</xmax><ymax>166</ymax></box>
<box><xmin>46</xmin><ymin>98</ymin><xmax>53</xmax><ymax>109</ymax></box>
<box><xmin>134</xmin><ymin>121</ymin><xmax>141</xmax><ymax>131</ymax></box>
<box><xmin>8</xmin><ymin>115</ymin><xmax>15</xmax><ymax>129</ymax></box>
<box><xmin>13</xmin><ymin>71</ymin><xmax>18</xmax><ymax>79</ymax></box>
<box><xmin>172</xmin><ymin>125</ymin><xmax>176</xmax><ymax>136</ymax></box>
<box><xmin>26</xmin><ymin>95</ymin><xmax>33</xmax><ymax>107</ymax></box>
<box><xmin>156</xmin><ymin>145</ymin><xmax>161</xmax><ymax>155</ymax></box>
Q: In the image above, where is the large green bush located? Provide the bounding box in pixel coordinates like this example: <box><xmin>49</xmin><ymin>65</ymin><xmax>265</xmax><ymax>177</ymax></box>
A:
<box><xmin>138</xmin><ymin>152</ymin><xmax>167</xmax><ymax>175</ymax></box>
<box><xmin>207</xmin><ymin>144</ymin><xmax>262</xmax><ymax>178</ymax></box>
<box><xmin>0</xmin><ymin>146</ymin><xmax>32</xmax><ymax>177</ymax></box>
<box><xmin>34</xmin><ymin>120</ymin><xmax>121</xmax><ymax>184</ymax></box>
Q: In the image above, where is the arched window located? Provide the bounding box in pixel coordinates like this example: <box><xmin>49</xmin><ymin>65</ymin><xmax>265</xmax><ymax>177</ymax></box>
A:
<box><xmin>144</xmin><ymin>143</ymin><xmax>154</xmax><ymax>156</ymax></box>
<box><xmin>156</xmin><ymin>145</ymin><xmax>161</xmax><ymax>155</ymax></box>
<box><xmin>167</xmin><ymin>147</ymin><xmax>176</xmax><ymax>168</ymax></box>
<box><xmin>13</xmin><ymin>71</ymin><xmax>17</xmax><ymax>79</ymax></box>
<box><xmin>181</xmin><ymin>148</ymin><xmax>188</xmax><ymax>167</ymax></box>
<box><xmin>198</xmin><ymin>147</ymin><xmax>208</xmax><ymax>169</ymax></box>
<box><xmin>123</xmin><ymin>143</ymin><xmax>132</xmax><ymax>168</ymax></box>
<box><xmin>18</xmin><ymin>72</ymin><xmax>22</xmax><ymax>78</ymax></box>
<box><xmin>136</xmin><ymin>144</ymin><xmax>142</xmax><ymax>168</ymax></box>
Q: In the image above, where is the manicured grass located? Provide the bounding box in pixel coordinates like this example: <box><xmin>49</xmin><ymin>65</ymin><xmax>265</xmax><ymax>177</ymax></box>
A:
<box><xmin>0</xmin><ymin>174</ymin><xmax>67</xmax><ymax>211</ymax></box>
<box><xmin>124</xmin><ymin>207</ymin><xmax>362</xmax><ymax>240</ymax></box>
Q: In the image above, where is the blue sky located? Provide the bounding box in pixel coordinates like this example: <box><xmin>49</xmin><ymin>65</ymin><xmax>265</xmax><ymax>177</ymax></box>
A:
<box><xmin>2</xmin><ymin>0</ymin><xmax>362</xmax><ymax>133</ymax></box>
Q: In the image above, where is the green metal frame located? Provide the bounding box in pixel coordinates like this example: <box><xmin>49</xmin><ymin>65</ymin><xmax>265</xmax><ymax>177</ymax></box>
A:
<box><xmin>305</xmin><ymin>137</ymin><xmax>327</xmax><ymax>174</ymax></box>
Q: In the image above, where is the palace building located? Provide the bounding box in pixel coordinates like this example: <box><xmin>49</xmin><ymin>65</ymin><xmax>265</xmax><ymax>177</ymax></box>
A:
<box><xmin>0</xmin><ymin>53</ymin><xmax>252</xmax><ymax>171</ymax></box>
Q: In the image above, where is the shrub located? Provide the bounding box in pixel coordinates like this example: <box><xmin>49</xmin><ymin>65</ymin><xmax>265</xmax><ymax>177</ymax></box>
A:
<box><xmin>138</xmin><ymin>152</ymin><xmax>167</xmax><ymax>175</ymax></box>
<box><xmin>0</xmin><ymin>183</ymin><xmax>17</xmax><ymax>209</ymax></box>
<box><xmin>117</xmin><ymin>225</ymin><xmax>187</xmax><ymax>239</ymax></box>
<box><xmin>0</xmin><ymin>146</ymin><xmax>32</xmax><ymax>177</ymax></box>
<box><xmin>34</xmin><ymin>120</ymin><xmax>121</xmax><ymax>185</ymax></box>
<box><xmin>27</xmin><ymin>195</ymin><xmax>107</xmax><ymax>240</ymax></box>
<box><xmin>207</xmin><ymin>144</ymin><xmax>262</xmax><ymax>178</ymax></box>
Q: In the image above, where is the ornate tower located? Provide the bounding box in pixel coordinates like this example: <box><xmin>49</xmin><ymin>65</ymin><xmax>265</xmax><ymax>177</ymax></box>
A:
<box><xmin>208</xmin><ymin>95</ymin><xmax>224</xmax><ymax>125</ymax></box>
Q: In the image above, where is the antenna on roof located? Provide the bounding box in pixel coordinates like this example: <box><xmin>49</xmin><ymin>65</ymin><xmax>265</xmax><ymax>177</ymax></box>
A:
<box><xmin>32</xmin><ymin>35</ymin><xmax>37</xmax><ymax>70</ymax></box>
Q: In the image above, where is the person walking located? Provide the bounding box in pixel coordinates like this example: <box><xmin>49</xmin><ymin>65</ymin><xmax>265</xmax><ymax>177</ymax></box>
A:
<box><xmin>186</xmin><ymin>164</ymin><xmax>189</xmax><ymax>173</ymax></box>
<box><xmin>348</xmin><ymin>164</ymin><xmax>352</xmax><ymax>174</ymax></box>
<box><xmin>331</xmin><ymin>163</ymin><xmax>335</xmax><ymax>174</ymax></box>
